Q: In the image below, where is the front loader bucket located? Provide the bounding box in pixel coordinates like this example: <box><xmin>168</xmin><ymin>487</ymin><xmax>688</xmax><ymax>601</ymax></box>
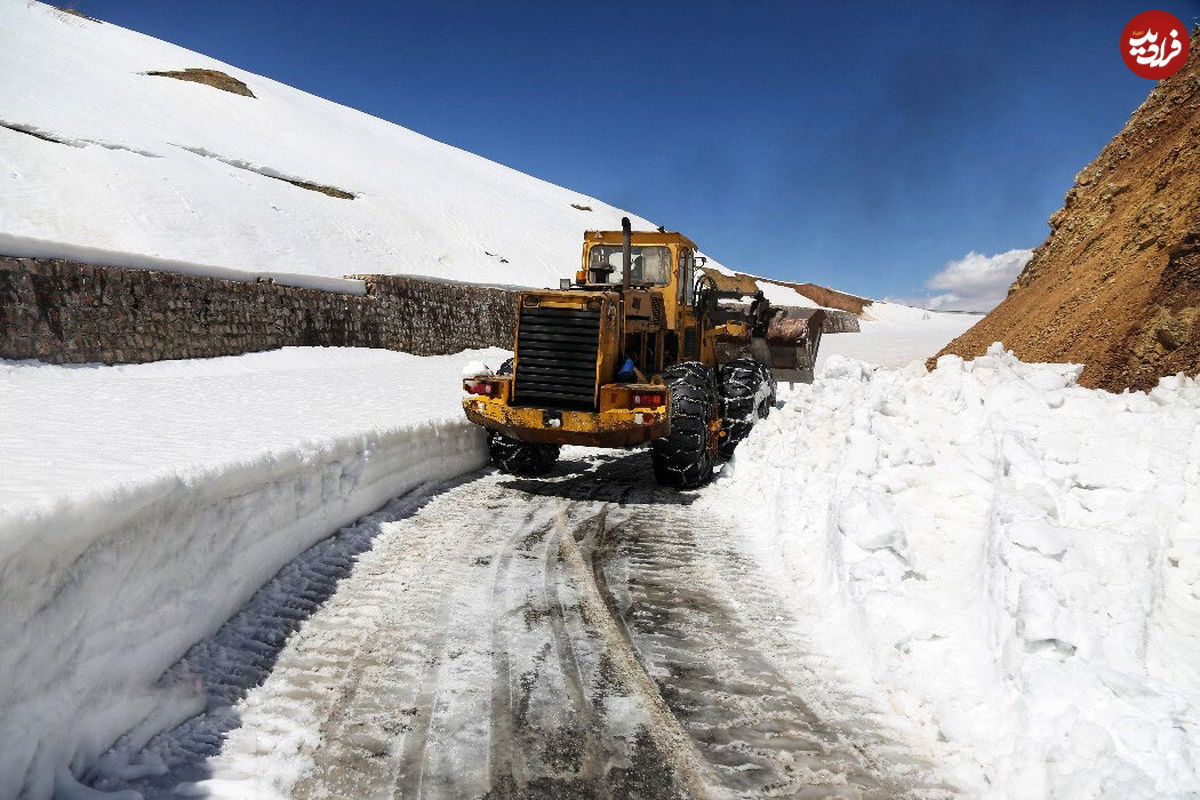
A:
<box><xmin>765</xmin><ymin>307</ymin><xmax>824</xmax><ymax>383</ymax></box>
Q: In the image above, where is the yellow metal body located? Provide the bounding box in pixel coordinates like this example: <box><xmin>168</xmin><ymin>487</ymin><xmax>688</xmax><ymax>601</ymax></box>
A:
<box><xmin>463</xmin><ymin>377</ymin><xmax>669</xmax><ymax>446</ymax></box>
<box><xmin>577</xmin><ymin>229</ymin><xmax>718</xmax><ymax>371</ymax></box>
<box><xmin>463</xmin><ymin>228</ymin><xmax>724</xmax><ymax>449</ymax></box>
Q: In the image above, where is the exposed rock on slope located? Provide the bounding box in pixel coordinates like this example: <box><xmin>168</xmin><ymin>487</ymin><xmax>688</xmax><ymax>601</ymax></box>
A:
<box><xmin>936</xmin><ymin>37</ymin><xmax>1200</xmax><ymax>392</ymax></box>
<box><xmin>144</xmin><ymin>68</ymin><xmax>256</xmax><ymax>97</ymax></box>
<box><xmin>761</xmin><ymin>278</ymin><xmax>870</xmax><ymax>315</ymax></box>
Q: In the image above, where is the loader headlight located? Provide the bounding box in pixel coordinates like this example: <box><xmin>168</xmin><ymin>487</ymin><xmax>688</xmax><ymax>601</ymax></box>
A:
<box><xmin>463</xmin><ymin>379</ymin><xmax>499</xmax><ymax>396</ymax></box>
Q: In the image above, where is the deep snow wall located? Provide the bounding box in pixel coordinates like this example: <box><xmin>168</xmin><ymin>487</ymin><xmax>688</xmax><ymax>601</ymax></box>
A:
<box><xmin>0</xmin><ymin>419</ymin><xmax>488</xmax><ymax>799</ymax></box>
<box><xmin>0</xmin><ymin>256</ymin><xmax>519</xmax><ymax>363</ymax></box>
<box><xmin>714</xmin><ymin>348</ymin><xmax>1200</xmax><ymax>797</ymax></box>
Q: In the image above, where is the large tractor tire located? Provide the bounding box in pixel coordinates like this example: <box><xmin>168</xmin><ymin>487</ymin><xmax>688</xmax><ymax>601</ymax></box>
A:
<box><xmin>488</xmin><ymin>430</ymin><xmax>560</xmax><ymax>476</ymax></box>
<box><xmin>651</xmin><ymin>361</ymin><xmax>719</xmax><ymax>489</ymax></box>
<box><xmin>718</xmin><ymin>358</ymin><xmax>776</xmax><ymax>458</ymax></box>
<box><xmin>486</xmin><ymin>356</ymin><xmax>559</xmax><ymax>476</ymax></box>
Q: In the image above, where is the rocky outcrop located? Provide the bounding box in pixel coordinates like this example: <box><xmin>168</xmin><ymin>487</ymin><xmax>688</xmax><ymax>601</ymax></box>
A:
<box><xmin>936</xmin><ymin>33</ymin><xmax>1200</xmax><ymax>391</ymax></box>
<box><xmin>760</xmin><ymin>278</ymin><xmax>870</xmax><ymax>316</ymax></box>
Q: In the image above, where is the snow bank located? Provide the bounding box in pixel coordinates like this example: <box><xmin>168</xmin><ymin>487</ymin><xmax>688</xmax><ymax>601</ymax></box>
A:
<box><xmin>0</xmin><ymin>347</ymin><xmax>505</xmax><ymax>799</ymax></box>
<box><xmin>712</xmin><ymin>344</ymin><xmax>1200</xmax><ymax>797</ymax></box>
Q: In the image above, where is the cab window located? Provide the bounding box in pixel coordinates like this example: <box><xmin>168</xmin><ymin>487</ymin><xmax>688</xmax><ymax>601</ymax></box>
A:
<box><xmin>588</xmin><ymin>245</ymin><xmax>672</xmax><ymax>285</ymax></box>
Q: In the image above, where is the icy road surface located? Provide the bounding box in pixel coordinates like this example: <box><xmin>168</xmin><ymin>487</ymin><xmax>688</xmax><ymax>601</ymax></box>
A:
<box><xmin>94</xmin><ymin>450</ymin><xmax>950</xmax><ymax>799</ymax></box>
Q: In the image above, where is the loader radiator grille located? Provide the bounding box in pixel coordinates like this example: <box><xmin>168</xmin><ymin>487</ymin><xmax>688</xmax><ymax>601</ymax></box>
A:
<box><xmin>513</xmin><ymin>306</ymin><xmax>601</xmax><ymax>410</ymax></box>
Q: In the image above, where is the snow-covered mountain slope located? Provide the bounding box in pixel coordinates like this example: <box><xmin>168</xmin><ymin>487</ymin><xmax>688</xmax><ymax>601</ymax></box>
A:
<box><xmin>0</xmin><ymin>0</ymin><xmax>982</xmax><ymax>344</ymax></box>
<box><xmin>820</xmin><ymin>301</ymin><xmax>982</xmax><ymax>369</ymax></box>
<box><xmin>0</xmin><ymin>0</ymin><xmax>660</xmax><ymax>287</ymax></box>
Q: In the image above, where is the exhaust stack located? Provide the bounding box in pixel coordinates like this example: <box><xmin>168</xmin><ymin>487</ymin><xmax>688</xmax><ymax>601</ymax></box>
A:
<box><xmin>621</xmin><ymin>217</ymin><xmax>632</xmax><ymax>290</ymax></box>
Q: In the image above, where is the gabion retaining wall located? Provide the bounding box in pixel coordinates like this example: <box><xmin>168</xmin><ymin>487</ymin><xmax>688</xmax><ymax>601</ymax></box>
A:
<box><xmin>0</xmin><ymin>257</ymin><xmax>518</xmax><ymax>363</ymax></box>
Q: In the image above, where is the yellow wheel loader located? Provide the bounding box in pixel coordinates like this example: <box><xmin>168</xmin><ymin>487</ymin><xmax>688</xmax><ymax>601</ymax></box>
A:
<box><xmin>462</xmin><ymin>219</ymin><xmax>824</xmax><ymax>488</ymax></box>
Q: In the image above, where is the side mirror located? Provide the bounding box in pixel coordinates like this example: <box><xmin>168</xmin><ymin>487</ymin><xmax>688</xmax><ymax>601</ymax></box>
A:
<box><xmin>559</xmin><ymin>278</ymin><xmax>572</xmax><ymax>290</ymax></box>
<box><xmin>695</xmin><ymin>256</ymin><xmax>707</xmax><ymax>267</ymax></box>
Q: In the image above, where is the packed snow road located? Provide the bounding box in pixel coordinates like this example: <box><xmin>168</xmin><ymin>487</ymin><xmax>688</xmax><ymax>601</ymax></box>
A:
<box><xmin>95</xmin><ymin>449</ymin><xmax>949</xmax><ymax>799</ymax></box>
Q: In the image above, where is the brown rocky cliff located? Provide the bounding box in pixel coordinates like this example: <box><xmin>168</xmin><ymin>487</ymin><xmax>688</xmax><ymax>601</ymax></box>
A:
<box><xmin>935</xmin><ymin>34</ymin><xmax>1200</xmax><ymax>392</ymax></box>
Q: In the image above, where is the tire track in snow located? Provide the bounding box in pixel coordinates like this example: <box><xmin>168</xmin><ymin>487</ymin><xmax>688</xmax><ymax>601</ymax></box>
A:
<box><xmin>485</xmin><ymin>508</ymin><xmax>548</xmax><ymax>791</ymax></box>
<box><xmin>554</xmin><ymin>507</ymin><xmax>719</xmax><ymax>800</ymax></box>
<box><xmin>596</xmin><ymin>503</ymin><xmax>953</xmax><ymax>797</ymax></box>
<box><xmin>85</xmin><ymin>480</ymin><xmax>460</xmax><ymax>797</ymax></box>
<box><xmin>93</xmin><ymin>450</ymin><xmax>953</xmax><ymax>799</ymax></box>
<box><xmin>541</xmin><ymin>510</ymin><xmax>602</xmax><ymax>779</ymax></box>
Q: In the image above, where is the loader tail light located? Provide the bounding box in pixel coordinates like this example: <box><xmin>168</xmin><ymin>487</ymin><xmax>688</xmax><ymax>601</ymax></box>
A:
<box><xmin>463</xmin><ymin>379</ymin><xmax>498</xmax><ymax>396</ymax></box>
<box><xmin>632</xmin><ymin>392</ymin><xmax>664</xmax><ymax>407</ymax></box>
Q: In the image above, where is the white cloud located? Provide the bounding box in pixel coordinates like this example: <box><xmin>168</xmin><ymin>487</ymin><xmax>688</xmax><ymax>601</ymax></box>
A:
<box><xmin>889</xmin><ymin>249</ymin><xmax>1033</xmax><ymax>312</ymax></box>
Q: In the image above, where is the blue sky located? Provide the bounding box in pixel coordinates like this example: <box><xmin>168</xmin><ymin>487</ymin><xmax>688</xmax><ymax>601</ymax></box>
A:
<box><xmin>78</xmin><ymin>0</ymin><xmax>1198</xmax><ymax>305</ymax></box>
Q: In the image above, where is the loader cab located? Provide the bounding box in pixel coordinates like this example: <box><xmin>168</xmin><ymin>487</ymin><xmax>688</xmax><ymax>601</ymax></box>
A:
<box><xmin>577</xmin><ymin>229</ymin><xmax>702</xmax><ymax>310</ymax></box>
<box><xmin>573</xmin><ymin>226</ymin><xmax>715</xmax><ymax>381</ymax></box>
